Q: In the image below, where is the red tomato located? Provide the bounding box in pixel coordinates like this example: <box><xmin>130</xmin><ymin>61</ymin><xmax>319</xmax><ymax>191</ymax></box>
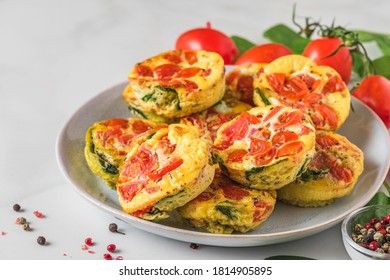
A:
<box><xmin>316</xmin><ymin>133</ymin><xmax>339</xmax><ymax>148</ymax></box>
<box><xmin>330</xmin><ymin>165</ymin><xmax>353</xmax><ymax>183</ymax></box>
<box><xmin>271</xmin><ymin>131</ymin><xmax>299</xmax><ymax>148</ymax></box>
<box><xmin>221</xmin><ymin>114</ymin><xmax>249</xmax><ymax>140</ymax></box>
<box><xmin>131</xmin><ymin>119</ymin><xmax>151</xmax><ymax>134</ymax></box>
<box><xmin>147</xmin><ymin>158</ymin><xmax>184</xmax><ymax>181</ymax></box>
<box><xmin>104</xmin><ymin>118</ymin><xmax>129</xmax><ymax>129</ymax></box>
<box><xmin>175</xmin><ymin>22</ymin><xmax>238</xmax><ymax>64</ymax></box>
<box><xmin>273</xmin><ymin>110</ymin><xmax>303</xmax><ymax>129</ymax></box>
<box><xmin>277</xmin><ymin>141</ymin><xmax>303</xmax><ymax>157</ymax></box>
<box><xmin>194</xmin><ymin>191</ymin><xmax>215</xmax><ymax>202</ymax></box>
<box><xmin>302</xmin><ymin>37</ymin><xmax>352</xmax><ymax>84</ymax></box>
<box><xmin>121</xmin><ymin>148</ymin><xmax>156</xmax><ymax>179</ymax></box>
<box><xmin>226</xmin><ymin>149</ymin><xmax>247</xmax><ymax>162</ymax></box>
<box><xmin>253</xmin><ymin>147</ymin><xmax>276</xmax><ymax>166</ymax></box>
<box><xmin>234</xmin><ymin>43</ymin><xmax>293</xmax><ymax>65</ymax></box>
<box><xmin>249</xmin><ymin>137</ymin><xmax>273</xmax><ymax>156</ymax></box>
<box><xmin>315</xmin><ymin>104</ymin><xmax>338</xmax><ymax>130</ymax></box>
<box><xmin>353</xmin><ymin>75</ymin><xmax>390</xmax><ymax>129</ymax></box>
<box><xmin>221</xmin><ymin>185</ymin><xmax>250</xmax><ymax>200</ymax></box>
<box><xmin>118</xmin><ymin>180</ymin><xmax>147</xmax><ymax>202</ymax></box>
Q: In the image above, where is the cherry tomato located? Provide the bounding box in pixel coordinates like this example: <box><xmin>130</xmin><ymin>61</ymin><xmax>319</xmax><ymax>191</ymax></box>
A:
<box><xmin>175</xmin><ymin>22</ymin><xmax>238</xmax><ymax>64</ymax></box>
<box><xmin>277</xmin><ymin>141</ymin><xmax>303</xmax><ymax>157</ymax></box>
<box><xmin>147</xmin><ymin>158</ymin><xmax>183</xmax><ymax>181</ymax></box>
<box><xmin>221</xmin><ymin>185</ymin><xmax>250</xmax><ymax>201</ymax></box>
<box><xmin>330</xmin><ymin>165</ymin><xmax>353</xmax><ymax>183</ymax></box>
<box><xmin>249</xmin><ymin>137</ymin><xmax>273</xmax><ymax>156</ymax></box>
<box><xmin>302</xmin><ymin>37</ymin><xmax>352</xmax><ymax>84</ymax></box>
<box><xmin>226</xmin><ymin>149</ymin><xmax>247</xmax><ymax>163</ymax></box>
<box><xmin>353</xmin><ymin>75</ymin><xmax>390</xmax><ymax>129</ymax></box>
<box><xmin>234</xmin><ymin>43</ymin><xmax>293</xmax><ymax>65</ymax></box>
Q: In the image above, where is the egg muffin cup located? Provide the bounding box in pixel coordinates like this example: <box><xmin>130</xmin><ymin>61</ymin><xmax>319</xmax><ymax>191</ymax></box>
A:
<box><xmin>123</xmin><ymin>50</ymin><xmax>225</xmax><ymax>120</ymax></box>
<box><xmin>213</xmin><ymin>105</ymin><xmax>316</xmax><ymax>190</ymax></box>
<box><xmin>253</xmin><ymin>55</ymin><xmax>351</xmax><ymax>131</ymax></box>
<box><xmin>277</xmin><ymin>131</ymin><xmax>364</xmax><ymax>207</ymax></box>
<box><xmin>178</xmin><ymin>168</ymin><xmax>277</xmax><ymax>234</ymax></box>
<box><xmin>116</xmin><ymin>123</ymin><xmax>215</xmax><ymax>220</ymax></box>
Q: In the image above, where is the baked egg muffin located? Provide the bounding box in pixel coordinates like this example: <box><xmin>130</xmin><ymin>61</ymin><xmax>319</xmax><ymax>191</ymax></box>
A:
<box><xmin>277</xmin><ymin>131</ymin><xmax>364</xmax><ymax>207</ymax></box>
<box><xmin>84</xmin><ymin>118</ymin><xmax>166</xmax><ymax>189</ymax></box>
<box><xmin>116</xmin><ymin>123</ymin><xmax>215</xmax><ymax>220</ymax></box>
<box><xmin>178</xmin><ymin>168</ymin><xmax>277</xmax><ymax>234</ymax></box>
<box><xmin>213</xmin><ymin>105</ymin><xmax>316</xmax><ymax>190</ymax></box>
<box><xmin>253</xmin><ymin>55</ymin><xmax>350</xmax><ymax>131</ymax></box>
<box><xmin>225</xmin><ymin>63</ymin><xmax>267</xmax><ymax>106</ymax></box>
<box><xmin>123</xmin><ymin>50</ymin><xmax>225</xmax><ymax>119</ymax></box>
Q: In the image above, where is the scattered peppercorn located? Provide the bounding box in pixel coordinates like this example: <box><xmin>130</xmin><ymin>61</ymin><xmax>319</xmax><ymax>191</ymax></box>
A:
<box><xmin>16</xmin><ymin>217</ymin><xmax>27</xmax><ymax>225</ymax></box>
<box><xmin>85</xmin><ymin>237</ymin><xmax>93</xmax><ymax>246</ymax></box>
<box><xmin>33</xmin><ymin>210</ymin><xmax>44</xmax><ymax>218</ymax></box>
<box><xmin>23</xmin><ymin>223</ymin><xmax>31</xmax><ymax>231</ymax></box>
<box><xmin>352</xmin><ymin>212</ymin><xmax>390</xmax><ymax>254</ymax></box>
<box><xmin>13</xmin><ymin>204</ymin><xmax>21</xmax><ymax>212</ymax></box>
<box><xmin>107</xmin><ymin>244</ymin><xmax>116</xmax><ymax>253</ymax></box>
<box><xmin>37</xmin><ymin>236</ymin><xmax>46</xmax><ymax>245</ymax></box>
<box><xmin>109</xmin><ymin>223</ymin><xmax>125</xmax><ymax>235</ymax></box>
<box><xmin>190</xmin><ymin>243</ymin><xmax>199</xmax><ymax>249</ymax></box>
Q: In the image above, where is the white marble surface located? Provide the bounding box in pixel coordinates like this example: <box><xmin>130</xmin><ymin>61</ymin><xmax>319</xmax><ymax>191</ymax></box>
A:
<box><xmin>0</xmin><ymin>0</ymin><xmax>389</xmax><ymax>260</ymax></box>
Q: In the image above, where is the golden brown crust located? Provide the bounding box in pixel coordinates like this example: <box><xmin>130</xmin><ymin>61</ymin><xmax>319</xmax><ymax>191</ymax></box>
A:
<box><xmin>178</xmin><ymin>168</ymin><xmax>277</xmax><ymax>233</ymax></box>
<box><xmin>277</xmin><ymin>131</ymin><xmax>364</xmax><ymax>207</ymax></box>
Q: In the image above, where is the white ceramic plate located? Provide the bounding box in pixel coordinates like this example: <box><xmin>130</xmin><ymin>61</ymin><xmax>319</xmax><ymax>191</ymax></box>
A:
<box><xmin>56</xmin><ymin>81</ymin><xmax>390</xmax><ymax>247</ymax></box>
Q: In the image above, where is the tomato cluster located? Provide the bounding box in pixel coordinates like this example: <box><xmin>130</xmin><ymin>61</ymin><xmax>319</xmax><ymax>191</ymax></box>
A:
<box><xmin>175</xmin><ymin>22</ymin><xmax>390</xmax><ymax>129</ymax></box>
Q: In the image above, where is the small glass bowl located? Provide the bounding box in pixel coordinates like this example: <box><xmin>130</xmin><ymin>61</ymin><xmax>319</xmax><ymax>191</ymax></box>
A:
<box><xmin>341</xmin><ymin>204</ymin><xmax>390</xmax><ymax>260</ymax></box>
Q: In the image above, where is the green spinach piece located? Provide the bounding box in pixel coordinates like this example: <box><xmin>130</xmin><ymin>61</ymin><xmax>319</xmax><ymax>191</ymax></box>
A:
<box><xmin>215</xmin><ymin>203</ymin><xmax>236</xmax><ymax>220</ymax></box>
<box><xmin>255</xmin><ymin>88</ymin><xmax>271</xmax><ymax>105</ymax></box>
<box><xmin>299</xmin><ymin>168</ymin><xmax>329</xmax><ymax>182</ymax></box>
<box><xmin>142</xmin><ymin>86</ymin><xmax>181</xmax><ymax>111</ymax></box>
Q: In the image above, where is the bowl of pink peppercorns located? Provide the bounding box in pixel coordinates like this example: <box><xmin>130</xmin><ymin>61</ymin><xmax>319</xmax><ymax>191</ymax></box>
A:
<box><xmin>341</xmin><ymin>205</ymin><xmax>390</xmax><ymax>260</ymax></box>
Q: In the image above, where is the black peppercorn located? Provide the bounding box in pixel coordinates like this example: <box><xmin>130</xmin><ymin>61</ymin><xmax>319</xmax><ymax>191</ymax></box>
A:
<box><xmin>13</xmin><ymin>204</ymin><xmax>21</xmax><ymax>212</ymax></box>
<box><xmin>109</xmin><ymin>223</ymin><xmax>125</xmax><ymax>235</ymax></box>
<box><xmin>37</xmin><ymin>236</ymin><xmax>46</xmax><ymax>245</ymax></box>
<box><xmin>190</xmin><ymin>243</ymin><xmax>199</xmax><ymax>249</ymax></box>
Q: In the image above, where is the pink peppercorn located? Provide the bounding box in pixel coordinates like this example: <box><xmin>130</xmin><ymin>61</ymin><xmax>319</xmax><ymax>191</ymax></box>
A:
<box><xmin>85</xmin><ymin>238</ymin><xmax>93</xmax><ymax>246</ymax></box>
<box><xmin>369</xmin><ymin>241</ymin><xmax>379</xmax><ymax>251</ymax></box>
<box><xmin>107</xmin><ymin>244</ymin><xmax>116</xmax><ymax>253</ymax></box>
